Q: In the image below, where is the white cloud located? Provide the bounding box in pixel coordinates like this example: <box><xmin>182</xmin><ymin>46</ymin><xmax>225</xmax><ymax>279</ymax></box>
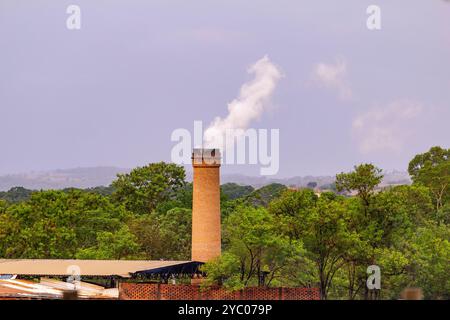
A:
<box><xmin>352</xmin><ymin>99</ymin><xmax>423</xmax><ymax>154</ymax></box>
<box><xmin>312</xmin><ymin>58</ymin><xmax>352</xmax><ymax>100</ymax></box>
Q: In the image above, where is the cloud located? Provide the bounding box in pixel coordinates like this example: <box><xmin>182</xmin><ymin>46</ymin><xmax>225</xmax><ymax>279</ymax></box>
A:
<box><xmin>312</xmin><ymin>58</ymin><xmax>352</xmax><ymax>100</ymax></box>
<box><xmin>352</xmin><ymin>99</ymin><xmax>423</xmax><ymax>154</ymax></box>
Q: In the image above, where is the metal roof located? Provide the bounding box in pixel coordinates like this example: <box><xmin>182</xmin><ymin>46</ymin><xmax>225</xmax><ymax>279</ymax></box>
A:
<box><xmin>0</xmin><ymin>259</ymin><xmax>196</xmax><ymax>278</ymax></box>
<box><xmin>0</xmin><ymin>278</ymin><xmax>118</xmax><ymax>299</ymax></box>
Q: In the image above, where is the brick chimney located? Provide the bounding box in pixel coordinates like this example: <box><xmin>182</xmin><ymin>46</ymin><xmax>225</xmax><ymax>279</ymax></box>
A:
<box><xmin>191</xmin><ymin>148</ymin><xmax>221</xmax><ymax>263</ymax></box>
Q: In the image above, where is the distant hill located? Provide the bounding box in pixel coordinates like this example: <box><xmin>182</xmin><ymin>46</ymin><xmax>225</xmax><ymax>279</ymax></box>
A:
<box><xmin>221</xmin><ymin>183</ymin><xmax>255</xmax><ymax>200</ymax></box>
<box><xmin>242</xmin><ymin>183</ymin><xmax>288</xmax><ymax>207</ymax></box>
<box><xmin>217</xmin><ymin>171</ymin><xmax>411</xmax><ymax>189</ymax></box>
<box><xmin>0</xmin><ymin>167</ymin><xmax>411</xmax><ymax>191</ymax></box>
<box><xmin>0</xmin><ymin>187</ymin><xmax>33</xmax><ymax>203</ymax></box>
<box><xmin>0</xmin><ymin>167</ymin><xmax>129</xmax><ymax>191</ymax></box>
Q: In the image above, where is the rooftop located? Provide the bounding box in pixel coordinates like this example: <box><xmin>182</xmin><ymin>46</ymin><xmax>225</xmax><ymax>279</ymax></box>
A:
<box><xmin>0</xmin><ymin>259</ymin><xmax>201</xmax><ymax>278</ymax></box>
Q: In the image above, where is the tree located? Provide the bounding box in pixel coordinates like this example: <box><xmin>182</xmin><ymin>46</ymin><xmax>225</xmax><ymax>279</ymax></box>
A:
<box><xmin>307</xmin><ymin>181</ymin><xmax>318</xmax><ymax>189</ymax></box>
<box><xmin>408</xmin><ymin>146</ymin><xmax>450</xmax><ymax>214</ymax></box>
<box><xmin>0</xmin><ymin>206</ymin><xmax>20</xmax><ymax>258</ymax></box>
<box><xmin>371</xmin><ymin>185</ymin><xmax>434</xmax><ymax>230</ymax></box>
<box><xmin>349</xmin><ymin>186</ymin><xmax>423</xmax><ymax>299</ymax></box>
<box><xmin>155</xmin><ymin>207</ymin><xmax>192</xmax><ymax>260</ymax></box>
<box><xmin>340</xmin><ymin>184</ymin><xmax>437</xmax><ymax>300</ymax></box>
<box><xmin>366</xmin><ymin>247</ymin><xmax>409</xmax><ymax>300</ymax></box>
<box><xmin>268</xmin><ymin>188</ymin><xmax>317</xmax><ymax>239</ymax></box>
<box><xmin>267</xmin><ymin>188</ymin><xmax>371</xmax><ymax>299</ymax></box>
<box><xmin>201</xmin><ymin>253</ymin><xmax>244</xmax><ymax>290</ymax></box>
<box><xmin>0</xmin><ymin>200</ymin><xmax>7</xmax><ymax>213</ymax></box>
<box><xmin>84</xmin><ymin>185</ymin><xmax>115</xmax><ymax>196</ymax></box>
<box><xmin>127</xmin><ymin>214</ymin><xmax>165</xmax><ymax>259</ymax></box>
<box><xmin>112</xmin><ymin>162</ymin><xmax>186</xmax><ymax>215</ymax></box>
<box><xmin>242</xmin><ymin>183</ymin><xmax>287</xmax><ymax>207</ymax></box>
<box><xmin>218</xmin><ymin>205</ymin><xmax>303</xmax><ymax>287</ymax></box>
<box><xmin>221</xmin><ymin>183</ymin><xmax>254</xmax><ymax>200</ymax></box>
<box><xmin>336</xmin><ymin>164</ymin><xmax>383</xmax><ymax>213</ymax></box>
<box><xmin>0</xmin><ymin>187</ymin><xmax>33</xmax><ymax>203</ymax></box>
<box><xmin>128</xmin><ymin>207</ymin><xmax>192</xmax><ymax>260</ymax></box>
<box><xmin>298</xmin><ymin>196</ymin><xmax>360</xmax><ymax>299</ymax></box>
<box><xmin>407</xmin><ymin>224</ymin><xmax>450</xmax><ymax>299</ymax></box>
<box><xmin>76</xmin><ymin>226</ymin><xmax>140</xmax><ymax>260</ymax></box>
<box><xmin>0</xmin><ymin>189</ymin><xmax>129</xmax><ymax>259</ymax></box>
<box><xmin>154</xmin><ymin>183</ymin><xmax>193</xmax><ymax>215</ymax></box>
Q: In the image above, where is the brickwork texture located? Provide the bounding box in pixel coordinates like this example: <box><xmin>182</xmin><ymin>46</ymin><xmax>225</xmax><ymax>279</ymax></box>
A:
<box><xmin>119</xmin><ymin>283</ymin><xmax>320</xmax><ymax>300</ymax></box>
<box><xmin>191</xmin><ymin>159</ymin><xmax>221</xmax><ymax>262</ymax></box>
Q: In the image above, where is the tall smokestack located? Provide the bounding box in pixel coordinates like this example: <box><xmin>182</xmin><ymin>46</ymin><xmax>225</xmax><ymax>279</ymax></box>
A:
<box><xmin>191</xmin><ymin>148</ymin><xmax>221</xmax><ymax>263</ymax></box>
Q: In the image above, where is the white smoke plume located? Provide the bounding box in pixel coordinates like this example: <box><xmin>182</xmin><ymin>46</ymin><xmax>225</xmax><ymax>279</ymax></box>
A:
<box><xmin>203</xmin><ymin>55</ymin><xmax>282</xmax><ymax>150</ymax></box>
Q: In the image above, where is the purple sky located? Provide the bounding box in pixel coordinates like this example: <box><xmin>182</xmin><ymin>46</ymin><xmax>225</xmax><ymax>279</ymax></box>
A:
<box><xmin>1</xmin><ymin>0</ymin><xmax>449</xmax><ymax>177</ymax></box>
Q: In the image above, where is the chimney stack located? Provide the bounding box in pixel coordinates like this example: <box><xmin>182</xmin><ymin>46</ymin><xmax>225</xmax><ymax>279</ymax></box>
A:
<box><xmin>191</xmin><ymin>148</ymin><xmax>221</xmax><ymax>263</ymax></box>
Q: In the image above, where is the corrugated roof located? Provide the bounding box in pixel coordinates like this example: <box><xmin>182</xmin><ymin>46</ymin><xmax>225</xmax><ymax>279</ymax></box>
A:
<box><xmin>0</xmin><ymin>278</ymin><xmax>119</xmax><ymax>299</ymax></box>
<box><xmin>0</xmin><ymin>259</ymin><xmax>192</xmax><ymax>278</ymax></box>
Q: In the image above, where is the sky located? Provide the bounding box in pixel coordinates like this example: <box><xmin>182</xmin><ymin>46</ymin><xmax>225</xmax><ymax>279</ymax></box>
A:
<box><xmin>1</xmin><ymin>0</ymin><xmax>449</xmax><ymax>177</ymax></box>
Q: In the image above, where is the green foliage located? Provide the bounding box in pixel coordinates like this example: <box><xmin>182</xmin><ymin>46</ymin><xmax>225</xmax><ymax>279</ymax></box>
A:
<box><xmin>84</xmin><ymin>186</ymin><xmax>115</xmax><ymax>196</ymax></box>
<box><xmin>320</xmin><ymin>182</ymin><xmax>337</xmax><ymax>192</ymax></box>
<box><xmin>408</xmin><ymin>146</ymin><xmax>449</xmax><ymax>214</ymax></box>
<box><xmin>220</xmin><ymin>183</ymin><xmax>288</xmax><ymax>219</ymax></box>
<box><xmin>368</xmin><ymin>188</ymin><xmax>415</xmax><ymax>246</ymax></box>
<box><xmin>408</xmin><ymin>146</ymin><xmax>449</xmax><ymax>178</ymax></box>
<box><xmin>407</xmin><ymin>224</ymin><xmax>450</xmax><ymax>299</ymax></box>
<box><xmin>221</xmin><ymin>183</ymin><xmax>255</xmax><ymax>200</ymax></box>
<box><xmin>0</xmin><ymin>189</ymin><xmax>129</xmax><ymax>258</ymax></box>
<box><xmin>242</xmin><ymin>183</ymin><xmax>287</xmax><ymax>207</ymax></box>
<box><xmin>76</xmin><ymin>226</ymin><xmax>140</xmax><ymax>260</ymax></box>
<box><xmin>257</xmin><ymin>180</ymin><xmax>446</xmax><ymax>300</ymax></box>
<box><xmin>336</xmin><ymin>164</ymin><xmax>383</xmax><ymax>207</ymax></box>
<box><xmin>441</xmin><ymin>202</ymin><xmax>450</xmax><ymax>224</ymax></box>
<box><xmin>269</xmin><ymin>188</ymin><xmax>318</xmax><ymax>217</ymax></box>
<box><xmin>268</xmin><ymin>188</ymin><xmax>318</xmax><ymax>238</ymax></box>
<box><xmin>154</xmin><ymin>183</ymin><xmax>193</xmax><ymax>215</ymax></box>
<box><xmin>384</xmin><ymin>185</ymin><xmax>434</xmax><ymax>225</ymax></box>
<box><xmin>0</xmin><ymin>187</ymin><xmax>33</xmax><ymax>203</ymax></box>
<box><xmin>201</xmin><ymin>253</ymin><xmax>244</xmax><ymax>290</ymax></box>
<box><xmin>0</xmin><ymin>200</ymin><xmax>7</xmax><ymax>213</ymax></box>
<box><xmin>221</xmin><ymin>205</ymin><xmax>304</xmax><ymax>287</ymax></box>
<box><xmin>128</xmin><ymin>207</ymin><xmax>192</xmax><ymax>260</ymax></box>
<box><xmin>296</xmin><ymin>196</ymin><xmax>362</xmax><ymax>299</ymax></box>
<box><xmin>155</xmin><ymin>207</ymin><xmax>192</xmax><ymax>260</ymax></box>
<box><xmin>112</xmin><ymin>162</ymin><xmax>185</xmax><ymax>215</ymax></box>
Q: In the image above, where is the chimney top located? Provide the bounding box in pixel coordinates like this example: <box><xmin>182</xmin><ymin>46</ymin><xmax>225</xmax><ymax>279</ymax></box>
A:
<box><xmin>192</xmin><ymin>148</ymin><xmax>221</xmax><ymax>166</ymax></box>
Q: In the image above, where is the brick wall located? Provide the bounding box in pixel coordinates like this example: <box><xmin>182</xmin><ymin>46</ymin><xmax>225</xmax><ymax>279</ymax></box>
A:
<box><xmin>119</xmin><ymin>283</ymin><xmax>320</xmax><ymax>300</ymax></box>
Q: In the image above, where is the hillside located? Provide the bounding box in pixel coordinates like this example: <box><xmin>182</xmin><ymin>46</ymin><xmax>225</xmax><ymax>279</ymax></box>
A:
<box><xmin>0</xmin><ymin>167</ymin><xmax>411</xmax><ymax>191</ymax></box>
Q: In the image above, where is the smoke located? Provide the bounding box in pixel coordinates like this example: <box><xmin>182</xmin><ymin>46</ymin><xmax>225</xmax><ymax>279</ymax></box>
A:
<box><xmin>203</xmin><ymin>55</ymin><xmax>282</xmax><ymax>150</ymax></box>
